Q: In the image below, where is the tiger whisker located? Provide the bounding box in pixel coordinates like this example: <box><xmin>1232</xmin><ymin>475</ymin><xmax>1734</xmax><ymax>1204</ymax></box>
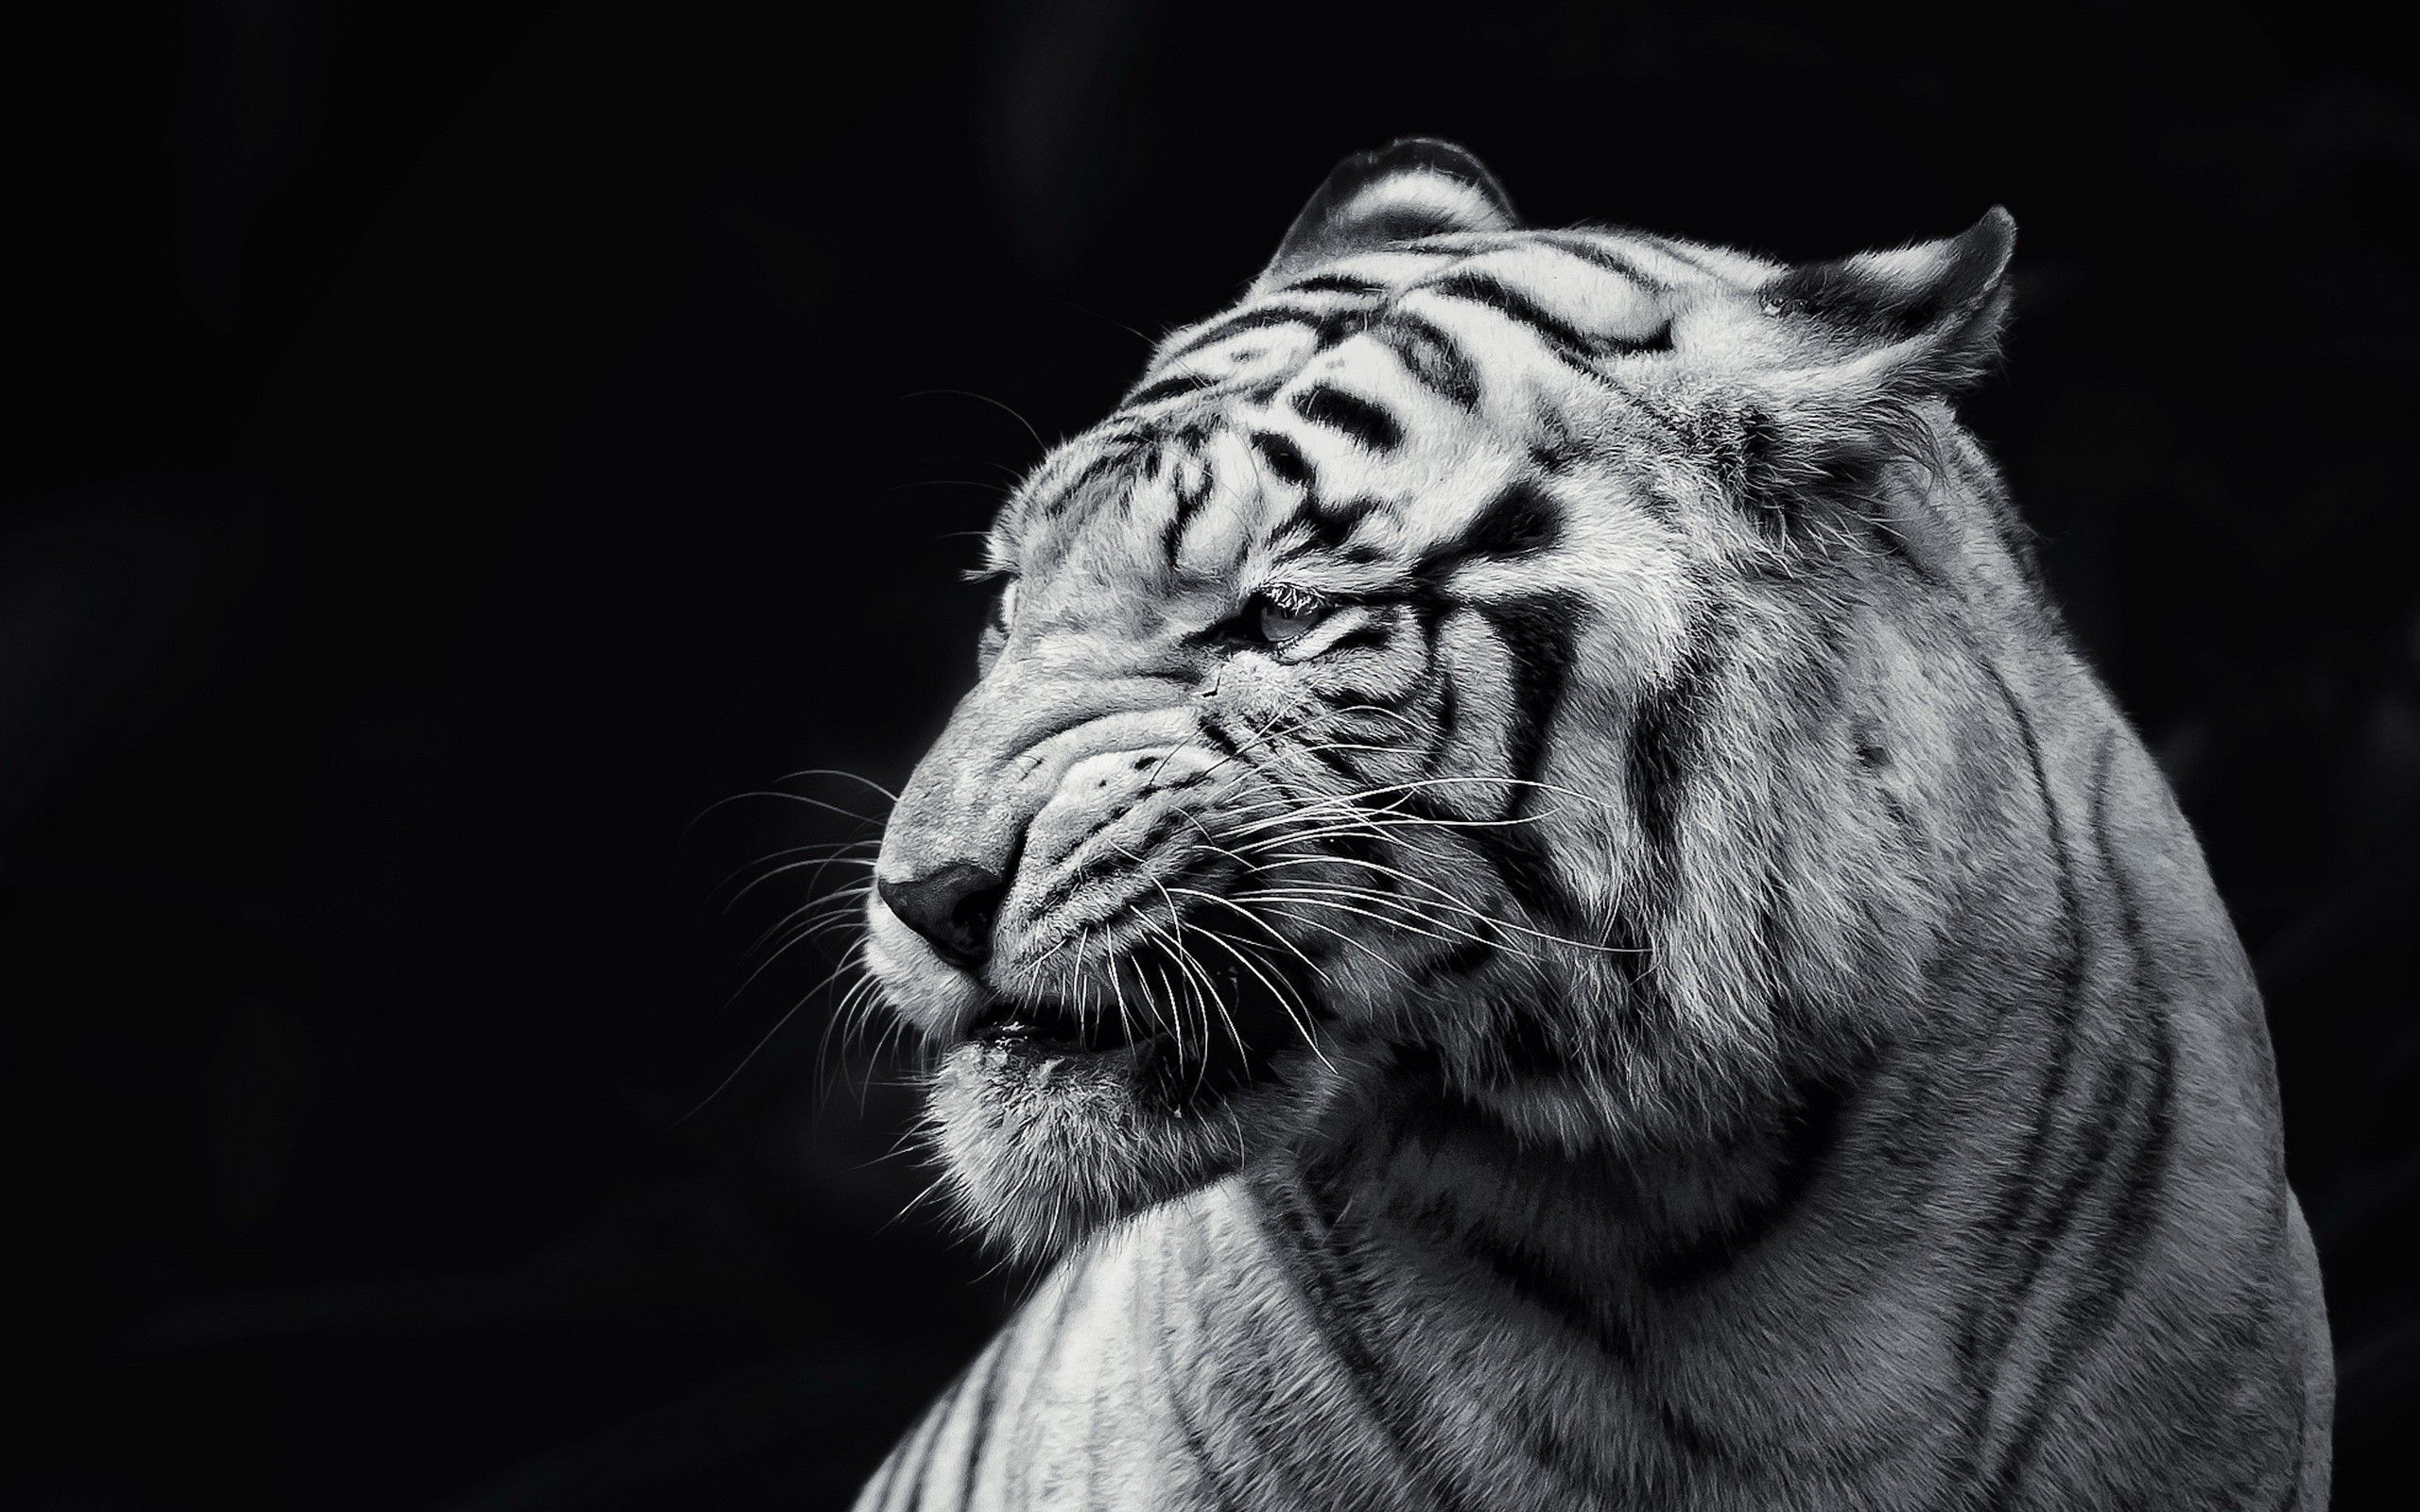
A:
<box><xmin>1228</xmin><ymin>886</ymin><xmax>1512</xmax><ymax>957</ymax></box>
<box><xmin>899</xmin><ymin>387</ymin><xmax>1047</xmax><ymax>456</ymax></box>
<box><xmin>1131</xmin><ymin>914</ymin><xmax>1225</xmax><ymax>1090</ymax></box>
<box><xmin>722</xmin><ymin>849</ymin><xmax>880</xmax><ymax>913</ymax></box>
<box><xmin>1132</xmin><ymin>860</ymin><xmax>1226</xmax><ymax>1072</ymax></box>
<box><xmin>1151</xmin><ymin>870</ymin><xmax>1332</xmax><ymax>988</ymax></box>
<box><xmin>1239</xmin><ymin>899</ymin><xmax>1420</xmax><ymax>984</ymax></box>
<box><xmin>722</xmin><ymin>899</ymin><xmax>873</xmax><ymax>1022</ymax></box>
<box><xmin>1247</xmin><ymin>848</ymin><xmax>1642</xmax><ymax>957</ymax></box>
<box><xmin>760</xmin><ymin>767</ymin><xmax>903</xmax><ymax>805</ymax></box>
<box><xmin>740</xmin><ymin>880</ymin><xmax>873</xmax><ymax>955</ymax></box>
<box><xmin>683</xmin><ymin>786</ymin><xmax>884</xmax><ymax>839</ymax></box>
<box><xmin>682</xmin><ymin>949</ymin><xmax>869</xmax><ymax>1125</ymax></box>
<box><xmin>1173</xmin><ymin>909</ymin><xmax>1333</xmax><ymax>1071</ymax></box>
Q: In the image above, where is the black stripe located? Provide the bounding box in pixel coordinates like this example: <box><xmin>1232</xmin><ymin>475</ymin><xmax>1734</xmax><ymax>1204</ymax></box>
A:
<box><xmin>1458</xmin><ymin>480</ymin><xmax>1564</xmax><ymax>562</ymax></box>
<box><xmin>886</xmin><ymin>1369</ymin><xmax>963</xmax><ymax>1512</ymax></box>
<box><xmin>2092</xmin><ymin>738</ymin><xmax>2150</xmax><ymax>1014</ymax></box>
<box><xmin>1511</xmin><ymin>1400</ymin><xmax>1634</xmax><ymax>1505</ymax></box>
<box><xmin>1371</xmin><ymin>312</ymin><xmax>1482</xmax><ymax>409</ymax></box>
<box><xmin>1412</xmin><ymin>936</ymin><xmax>1497</xmax><ymax>986</ymax></box>
<box><xmin>1292</xmin><ymin>727</ymin><xmax>1362</xmax><ymax>784</ymax></box>
<box><xmin>1244</xmin><ymin>1173</ymin><xmax>1478</xmax><ymax>1512</ymax></box>
<box><xmin>1460</xmin><ymin>590</ymin><xmax>1591</xmax><ymax>926</ymax></box>
<box><xmin>1160</xmin><ymin>447</ymin><xmax>1217</xmax><ymax>567</ymax></box>
<box><xmin>1524</xmin><ymin>396</ymin><xmax>1582</xmax><ymax>473</ymax></box>
<box><xmin>1289</xmin><ymin>383</ymin><xmax>1404</xmax><ymax>451</ymax></box>
<box><xmin>1395</xmin><ymin>1182</ymin><xmax>1725</xmax><ymax>1474</ymax></box>
<box><xmin>1424</xmin><ymin>269</ymin><xmax>1671</xmax><ymax>362</ymax></box>
<box><xmin>1419</xmin><ymin>604</ymin><xmax>1458</xmax><ymax>768</ymax></box>
<box><xmin>1487</xmin><ymin>590</ymin><xmax>1585</xmax><ymax>790</ymax></box>
<box><xmin>1196</xmin><ymin>712</ymin><xmax>1244</xmax><ymax>761</ymax></box>
<box><xmin>1426</xmin><ymin>270</ymin><xmax>1602</xmax><ymax>356</ymax></box>
<box><xmin>1247</xmin><ymin>430</ymin><xmax>1313</xmax><ymax>489</ymax></box>
<box><xmin>1037</xmin><ymin>446</ymin><xmax>1136</xmax><ymax>520</ymax></box>
<box><xmin>1493</xmin><ymin>997</ymin><xmax>1588</xmax><ymax>1082</ymax></box>
<box><xmin>1950</xmin><ymin>696</ymin><xmax>2098</xmax><ymax>1474</ymax></box>
<box><xmin>1634</xmin><ymin>233</ymin><xmax>1725</xmax><ymax>277</ymax></box>
<box><xmin>1654</xmin><ymin>1401</ymin><xmax>1722</xmax><ymax>1464</ymax></box>
<box><xmin>1426</xmin><ymin>1204</ymin><xmax>1643</xmax><ymax>1366</ymax></box>
<box><xmin>996</xmin><ymin>1261</ymin><xmax>1093</xmax><ymax>1508</ymax></box>
<box><xmin>1534</xmin><ymin>232</ymin><xmax>1673</xmax><ymax>293</ymax></box>
<box><xmin>1967</xmin><ymin>703</ymin><xmax>2094</xmax><ymax>1244</ymax></box>
<box><xmin>1409</xmin><ymin>488</ymin><xmax>1563</xmax><ymax>594</ymax></box>
<box><xmin>1625</xmin><ymin>596</ymin><xmax>1731</xmax><ymax>868</ymax></box>
<box><xmin>1142</xmin><ymin>1224</ymin><xmax>1253</xmax><ymax>1512</ymax></box>
<box><xmin>1603</xmin><ymin>910</ymin><xmax>1675</xmax><ymax>1038</ymax></box>
<box><xmin>1984</xmin><ymin>1011</ymin><xmax>2177</xmax><ymax>1498</ymax></box>
<box><xmin>1274</xmin><ymin>494</ymin><xmax>1383</xmax><ymax>558</ymax></box>
<box><xmin>1644</xmin><ymin>1066</ymin><xmax>1858</xmax><ymax>1288</ymax></box>
<box><xmin>1321</xmin><ymin>616</ymin><xmax>1393</xmax><ymax>656</ymax></box>
<box><xmin>1281</xmin><ymin>271</ymin><xmax>1387</xmax><ymax>297</ymax></box>
<box><xmin>1162</xmin><ymin>300</ymin><xmax>1340</xmax><ymax>362</ymax></box>
<box><xmin>1983</xmin><ymin>748</ymin><xmax>2178</xmax><ymax>1496</ymax></box>
<box><xmin>1178</xmin><ymin>1203</ymin><xmax>1353</xmax><ymax>1503</ymax></box>
<box><xmin>949</xmin><ymin>1343</ymin><xmax>1005</xmax><ymax>1509</ymax></box>
<box><xmin>1128</xmin><ymin>370</ymin><xmax>1219</xmax><ymax>407</ymax></box>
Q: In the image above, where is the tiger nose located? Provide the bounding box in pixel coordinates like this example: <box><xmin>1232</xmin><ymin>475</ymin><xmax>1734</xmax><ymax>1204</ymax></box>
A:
<box><xmin>877</xmin><ymin>862</ymin><xmax>1006</xmax><ymax>971</ymax></box>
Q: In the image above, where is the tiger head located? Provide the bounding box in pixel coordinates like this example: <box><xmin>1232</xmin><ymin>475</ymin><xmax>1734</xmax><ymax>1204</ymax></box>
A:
<box><xmin>866</xmin><ymin>140</ymin><xmax>2020</xmax><ymax>1257</ymax></box>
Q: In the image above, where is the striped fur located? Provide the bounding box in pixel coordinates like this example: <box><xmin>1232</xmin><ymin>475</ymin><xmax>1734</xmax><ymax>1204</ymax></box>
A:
<box><xmin>856</xmin><ymin>139</ymin><xmax>2331</xmax><ymax>1508</ymax></box>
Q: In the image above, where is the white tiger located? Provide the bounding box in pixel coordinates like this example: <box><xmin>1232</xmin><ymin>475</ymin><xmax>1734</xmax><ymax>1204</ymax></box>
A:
<box><xmin>847</xmin><ymin>139</ymin><xmax>2332</xmax><ymax>1509</ymax></box>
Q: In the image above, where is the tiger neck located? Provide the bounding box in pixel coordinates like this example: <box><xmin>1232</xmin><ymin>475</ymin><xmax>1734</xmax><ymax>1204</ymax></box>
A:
<box><xmin>1286</xmin><ymin>1059</ymin><xmax>1859</xmax><ymax>1304</ymax></box>
<box><xmin>1073</xmin><ymin>1073</ymin><xmax>1878</xmax><ymax>1503</ymax></box>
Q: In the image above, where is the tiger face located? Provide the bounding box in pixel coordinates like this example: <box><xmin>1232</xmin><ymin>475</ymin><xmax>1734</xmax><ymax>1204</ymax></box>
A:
<box><xmin>868</xmin><ymin>140</ymin><xmax>2015</xmax><ymax>1256</ymax></box>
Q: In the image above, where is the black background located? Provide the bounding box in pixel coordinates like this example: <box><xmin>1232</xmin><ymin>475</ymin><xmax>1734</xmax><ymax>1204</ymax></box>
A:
<box><xmin>8</xmin><ymin>2</ymin><xmax>2413</xmax><ymax>1506</ymax></box>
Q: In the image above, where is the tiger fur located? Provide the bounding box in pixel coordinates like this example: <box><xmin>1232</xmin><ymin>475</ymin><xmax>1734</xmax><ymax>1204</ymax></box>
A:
<box><xmin>849</xmin><ymin>139</ymin><xmax>2332</xmax><ymax>1509</ymax></box>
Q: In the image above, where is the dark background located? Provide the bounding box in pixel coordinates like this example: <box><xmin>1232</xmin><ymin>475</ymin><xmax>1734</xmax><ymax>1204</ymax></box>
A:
<box><xmin>7</xmin><ymin>1</ymin><xmax>2413</xmax><ymax>1505</ymax></box>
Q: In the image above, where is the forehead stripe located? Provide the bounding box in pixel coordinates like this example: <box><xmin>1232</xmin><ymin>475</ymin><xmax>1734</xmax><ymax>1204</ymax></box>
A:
<box><xmin>1126</xmin><ymin>370</ymin><xmax>1220</xmax><ymax>407</ymax></box>
<box><xmin>1422</xmin><ymin>269</ymin><xmax>1672</xmax><ymax>366</ymax></box>
<box><xmin>1034</xmin><ymin>445</ymin><xmax>1139</xmax><ymax>519</ymax></box>
<box><xmin>1531</xmin><ymin>232</ymin><xmax>1673</xmax><ymax>293</ymax></box>
<box><xmin>1289</xmin><ymin>384</ymin><xmax>1403</xmax><ymax>453</ymax></box>
<box><xmin>1161</xmin><ymin>295</ymin><xmax>1366</xmax><ymax>365</ymax></box>
<box><xmin>1157</xmin><ymin>443</ymin><xmax>1217</xmax><ymax>567</ymax></box>
<box><xmin>1368</xmin><ymin>312</ymin><xmax>1482</xmax><ymax>410</ymax></box>
<box><xmin>1279</xmin><ymin>272</ymin><xmax>1390</xmax><ymax>297</ymax></box>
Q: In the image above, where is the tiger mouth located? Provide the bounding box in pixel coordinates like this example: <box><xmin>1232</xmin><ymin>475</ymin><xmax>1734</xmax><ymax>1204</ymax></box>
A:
<box><xmin>968</xmin><ymin>1000</ymin><xmax>1152</xmax><ymax>1051</ymax></box>
<box><xmin>958</xmin><ymin>961</ymin><xmax>1307</xmax><ymax>1105</ymax></box>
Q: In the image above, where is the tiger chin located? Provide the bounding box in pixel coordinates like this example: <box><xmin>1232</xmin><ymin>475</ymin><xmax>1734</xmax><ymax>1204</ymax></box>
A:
<box><xmin>851</xmin><ymin>140</ymin><xmax>2331</xmax><ymax>1509</ymax></box>
<box><xmin>900</xmin><ymin>950</ymin><xmax>1344</xmax><ymax>1258</ymax></box>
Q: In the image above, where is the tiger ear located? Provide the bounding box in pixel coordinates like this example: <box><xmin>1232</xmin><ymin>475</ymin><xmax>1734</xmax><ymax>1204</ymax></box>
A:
<box><xmin>1254</xmin><ymin>138</ymin><xmax>1520</xmax><ymax>293</ymax></box>
<box><xmin>1760</xmin><ymin>207</ymin><xmax>2018</xmax><ymax>402</ymax></box>
<box><xmin>1693</xmin><ymin>210</ymin><xmax>2017</xmax><ymax>541</ymax></box>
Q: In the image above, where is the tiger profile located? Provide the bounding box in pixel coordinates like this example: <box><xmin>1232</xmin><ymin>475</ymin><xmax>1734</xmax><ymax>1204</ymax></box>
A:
<box><xmin>849</xmin><ymin>140</ymin><xmax>2332</xmax><ymax>1509</ymax></box>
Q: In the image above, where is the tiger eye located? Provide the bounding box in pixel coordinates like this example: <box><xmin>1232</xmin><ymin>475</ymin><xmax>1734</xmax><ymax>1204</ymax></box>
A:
<box><xmin>1253</xmin><ymin>596</ymin><xmax>1319</xmax><ymax>644</ymax></box>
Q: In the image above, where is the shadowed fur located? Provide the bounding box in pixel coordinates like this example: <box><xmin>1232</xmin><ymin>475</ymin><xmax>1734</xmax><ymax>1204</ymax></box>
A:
<box><xmin>852</xmin><ymin>140</ymin><xmax>2331</xmax><ymax>1510</ymax></box>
